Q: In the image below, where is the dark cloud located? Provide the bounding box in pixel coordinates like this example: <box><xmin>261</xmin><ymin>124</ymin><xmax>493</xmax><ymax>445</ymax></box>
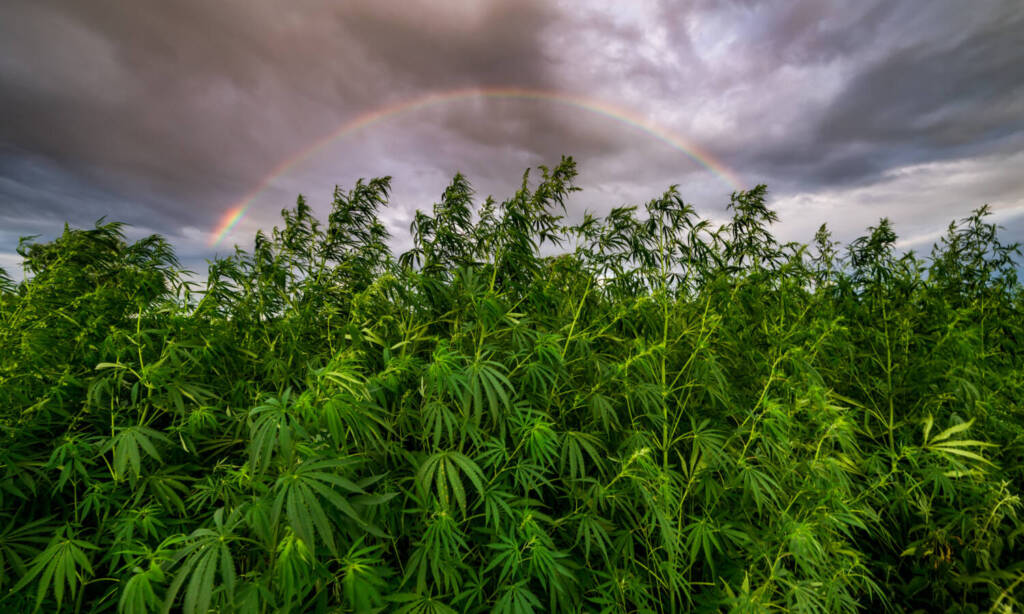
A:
<box><xmin>0</xmin><ymin>0</ymin><xmax>562</xmax><ymax>231</ymax></box>
<box><xmin>818</xmin><ymin>14</ymin><xmax>1024</xmax><ymax>149</ymax></box>
<box><xmin>722</xmin><ymin>1</ymin><xmax>1024</xmax><ymax>188</ymax></box>
<box><xmin>1</xmin><ymin>0</ymin><xmax>1022</xmax><ymax>266</ymax></box>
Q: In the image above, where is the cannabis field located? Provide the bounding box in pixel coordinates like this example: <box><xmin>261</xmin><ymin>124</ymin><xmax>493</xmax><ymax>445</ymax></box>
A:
<box><xmin>1</xmin><ymin>157</ymin><xmax>1022</xmax><ymax>613</ymax></box>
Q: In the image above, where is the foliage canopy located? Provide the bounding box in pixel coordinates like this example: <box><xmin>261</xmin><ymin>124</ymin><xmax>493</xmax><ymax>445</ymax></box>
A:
<box><xmin>1</xmin><ymin>157</ymin><xmax>1023</xmax><ymax>612</ymax></box>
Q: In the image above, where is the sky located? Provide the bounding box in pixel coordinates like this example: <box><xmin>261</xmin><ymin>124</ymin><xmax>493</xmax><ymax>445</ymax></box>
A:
<box><xmin>2</xmin><ymin>0</ymin><xmax>1023</xmax><ymax>278</ymax></box>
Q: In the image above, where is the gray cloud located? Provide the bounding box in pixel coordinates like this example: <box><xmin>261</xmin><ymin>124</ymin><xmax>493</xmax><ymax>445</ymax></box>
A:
<box><xmin>1</xmin><ymin>0</ymin><xmax>1022</xmax><ymax>267</ymax></box>
<box><xmin>0</xmin><ymin>0</ymin><xmax>563</xmax><ymax>231</ymax></box>
<box><xmin>717</xmin><ymin>1</ymin><xmax>1024</xmax><ymax>188</ymax></box>
<box><xmin>818</xmin><ymin>14</ymin><xmax>1024</xmax><ymax>148</ymax></box>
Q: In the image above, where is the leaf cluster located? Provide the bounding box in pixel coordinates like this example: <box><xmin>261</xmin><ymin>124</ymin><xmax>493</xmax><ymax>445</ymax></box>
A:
<box><xmin>1</xmin><ymin>157</ymin><xmax>1022</xmax><ymax>612</ymax></box>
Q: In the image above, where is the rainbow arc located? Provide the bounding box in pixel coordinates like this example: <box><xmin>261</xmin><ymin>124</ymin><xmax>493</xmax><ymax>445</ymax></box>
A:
<box><xmin>210</xmin><ymin>87</ymin><xmax>744</xmax><ymax>246</ymax></box>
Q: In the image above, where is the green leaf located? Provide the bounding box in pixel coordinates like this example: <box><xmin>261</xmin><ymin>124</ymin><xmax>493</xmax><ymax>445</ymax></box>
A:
<box><xmin>929</xmin><ymin>418</ymin><xmax>975</xmax><ymax>444</ymax></box>
<box><xmin>11</xmin><ymin>530</ymin><xmax>96</xmax><ymax>611</ymax></box>
<box><xmin>416</xmin><ymin>450</ymin><xmax>486</xmax><ymax>517</ymax></box>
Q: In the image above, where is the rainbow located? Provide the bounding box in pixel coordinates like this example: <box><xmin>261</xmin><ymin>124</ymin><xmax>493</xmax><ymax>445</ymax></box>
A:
<box><xmin>209</xmin><ymin>87</ymin><xmax>744</xmax><ymax>246</ymax></box>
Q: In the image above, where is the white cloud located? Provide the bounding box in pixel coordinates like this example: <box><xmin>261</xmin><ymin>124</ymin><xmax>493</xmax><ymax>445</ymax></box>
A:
<box><xmin>770</xmin><ymin>149</ymin><xmax>1024</xmax><ymax>249</ymax></box>
<box><xmin>0</xmin><ymin>251</ymin><xmax>22</xmax><ymax>280</ymax></box>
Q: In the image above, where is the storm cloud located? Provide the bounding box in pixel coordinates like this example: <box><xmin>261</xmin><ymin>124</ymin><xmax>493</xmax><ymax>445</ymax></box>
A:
<box><xmin>1</xmin><ymin>0</ymin><xmax>1022</xmax><ymax>274</ymax></box>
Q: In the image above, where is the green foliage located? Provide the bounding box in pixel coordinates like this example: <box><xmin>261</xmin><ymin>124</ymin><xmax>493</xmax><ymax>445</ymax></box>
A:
<box><xmin>1</xmin><ymin>156</ymin><xmax>1022</xmax><ymax>612</ymax></box>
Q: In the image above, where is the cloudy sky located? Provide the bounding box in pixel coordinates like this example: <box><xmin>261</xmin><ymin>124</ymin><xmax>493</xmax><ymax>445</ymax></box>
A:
<box><xmin>2</xmin><ymin>0</ymin><xmax>1023</xmax><ymax>277</ymax></box>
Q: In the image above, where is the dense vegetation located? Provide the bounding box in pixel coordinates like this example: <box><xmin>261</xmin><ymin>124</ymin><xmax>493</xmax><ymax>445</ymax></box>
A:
<box><xmin>1</xmin><ymin>157</ymin><xmax>1022</xmax><ymax>613</ymax></box>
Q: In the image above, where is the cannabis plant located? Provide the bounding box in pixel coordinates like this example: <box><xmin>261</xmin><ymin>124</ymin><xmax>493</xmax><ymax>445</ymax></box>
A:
<box><xmin>0</xmin><ymin>157</ymin><xmax>1021</xmax><ymax>613</ymax></box>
